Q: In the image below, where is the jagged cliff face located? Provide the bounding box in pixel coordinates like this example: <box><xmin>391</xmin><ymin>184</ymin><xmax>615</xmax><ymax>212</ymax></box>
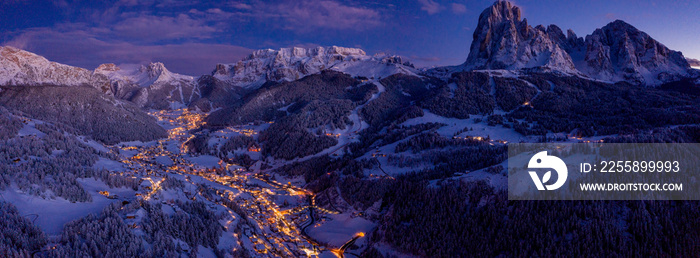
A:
<box><xmin>546</xmin><ymin>25</ymin><xmax>585</xmax><ymax>53</ymax></box>
<box><xmin>213</xmin><ymin>46</ymin><xmax>417</xmax><ymax>89</ymax></box>
<box><xmin>465</xmin><ymin>1</ymin><xmax>577</xmax><ymax>72</ymax></box>
<box><xmin>463</xmin><ymin>0</ymin><xmax>692</xmax><ymax>86</ymax></box>
<box><xmin>581</xmin><ymin>20</ymin><xmax>689</xmax><ymax>85</ymax></box>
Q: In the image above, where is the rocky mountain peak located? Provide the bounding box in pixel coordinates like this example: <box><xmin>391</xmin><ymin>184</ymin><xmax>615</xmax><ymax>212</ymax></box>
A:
<box><xmin>213</xmin><ymin>63</ymin><xmax>229</xmax><ymax>76</ymax></box>
<box><xmin>95</xmin><ymin>63</ymin><xmax>120</xmax><ymax>72</ymax></box>
<box><xmin>483</xmin><ymin>0</ymin><xmax>522</xmax><ymax>24</ymax></box>
<box><xmin>1</xmin><ymin>46</ymin><xmax>46</xmax><ymax>66</ymax></box>
<box><xmin>465</xmin><ymin>0</ymin><xmax>577</xmax><ymax>72</ymax></box>
<box><xmin>140</xmin><ymin>62</ymin><xmax>171</xmax><ymax>80</ymax></box>
<box><xmin>546</xmin><ymin>25</ymin><xmax>584</xmax><ymax>53</ymax></box>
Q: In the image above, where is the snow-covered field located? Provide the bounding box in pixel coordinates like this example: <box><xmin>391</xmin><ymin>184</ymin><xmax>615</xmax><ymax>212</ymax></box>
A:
<box><xmin>307</xmin><ymin>213</ymin><xmax>375</xmax><ymax>247</ymax></box>
<box><xmin>186</xmin><ymin>155</ymin><xmax>221</xmax><ymax>168</ymax></box>
<box><xmin>2</xmin><ymin>179</ymin><xmax>135</xmax><ymax>235</ymax></box>
<box><xmin>401</xmin><ymin>109</ymin><xmax>530</xmax><ymax>143</ymax></box>
<box><xmin>93</xmin><ymin>157</ymin><xmax>128</xmax><ymax>171</ymax></box>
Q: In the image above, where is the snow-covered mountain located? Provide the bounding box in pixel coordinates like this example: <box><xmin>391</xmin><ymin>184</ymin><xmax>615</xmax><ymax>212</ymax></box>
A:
<box><xmin>0</xmin><ymin>46</ymin><xmax>111</xmax><ymax>93</ymax></box>
<box><xmin>0</xmin><ymin>45</ymin><xmax>419</xmax><ymax>110</ymax></box>
<box><xmin>94</xmin><ymin>62</ymin><xmax>194</xmax><ymax>88</ymax></box>
<box><xmin>464</xmin><ymin>1</ymin><xmax>577</xmax><ymax>73</ymax></box>
<box><xmin>579</xmin><ymin>20</ymin><xmax>689</xmax><ymax>85</ymax></box>
<box><xmin>458</xmin><ymin>0</ymin><xmax>692</xmax><ymax>86</ymax></box>
<box><xmin>0</xmin><ymin>46</ymin><xmax>200</xmax><ymax>109</ymax></box>
<box><xmin>94</xmin><ymin>62</ymin><xmax>198</xmax><ymax>109</ymax></box>
<box><xmin>212</xmin><ymin>46</ymin><xmax>418</xmax><ymax>89</ymax></box>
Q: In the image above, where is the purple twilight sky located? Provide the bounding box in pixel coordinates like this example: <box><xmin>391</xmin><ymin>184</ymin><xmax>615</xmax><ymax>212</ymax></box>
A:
<box><xmin>1</xmin><ymin>0</ymin><xmax>698</xmax><ymax>75</ymax></box>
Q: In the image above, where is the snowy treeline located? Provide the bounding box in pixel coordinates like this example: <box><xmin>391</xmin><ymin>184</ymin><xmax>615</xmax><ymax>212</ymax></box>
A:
<box><xmin>420</xmin><ymin>72</ymin><xmax>494</xmax><ymax>118</ymax></box>
<box><xmin>160</xmin><ymin>177</ymin><xmax>186</xmax><ymax>190</ymax></box>
<box><xmin>347</xmin><ymin>123</ymin><xmax>445</xmax><ymax>159</ymax></box>
<box><xmin>0</xmin><ymin>86</ymin><xmax>166</xmax><ymax>144</ymax></box>
<box><xmin>141</xmin><ymin>201</ymin><xmax>223</xmax><ymax>254</ymax></box>
<box><xmin>0</xmin><ymin>121</ymin><xmax>137</xmax><ymax>202</ymax></box>
<box><xmin>47</xmin><ymin>200</ymin><xmax>224</xmax><ymax>257</ymax></box>
<box><xmin>0</xmin><ymin>202</ymin><xmax>47</xmax><ymax>257</ymax></box>
<box><xmin>394</xmin><ymin>132</ymin><xmax>485</xmax><ymax>153</ymax></box>
<box><xmin>259</xmin><ymin>116</ymin><xmax>337</xmax><ymax>160</ymax></box>
<box><xmin>207</xmin><ymin>70</ymin><xmax>364</xmax><ymax>126</ymax></box>
<box><xmin>182</xmin><ymin>134</ymin><xmax>209</xmax><ymax>154</ymax></box>
<box><xmin>602</xmin><ymin>125</ymin><xmax>700</xmax><ymax>143</ymax></box>
<box><xmin>48</xmin><ymin>203</ymin><xmax>148</xmax><ymax>257</ymax></box>
<box><xmin>376</xmin><ymin>179</ymin><xmax>700</xmax><ymax>257</ymax></box>
<box><xmin>385</xmin><ymin>132</ymin><xmax>506</xmax><ymax>174</ymax></box>
<box><xmin>508</xmin><ymin>73</ymin><xmax>700</xmax><ymax>136</ymax></box>
<box><xmin>0</xmin><ymin>106</ymin><xmax>23</xmax><ymax>140</ymax></box>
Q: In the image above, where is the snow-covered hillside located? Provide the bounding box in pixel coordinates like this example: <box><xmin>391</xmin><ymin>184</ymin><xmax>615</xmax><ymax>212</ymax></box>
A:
<box><xmin>212</xmin><ymin>46</ymin><xmax>418</xmax><ymax>89</ymax></box>
<box><xmin>0</xmin><ymin>46</ymin><xmax>111</xmax><ymax>93</ymax></box>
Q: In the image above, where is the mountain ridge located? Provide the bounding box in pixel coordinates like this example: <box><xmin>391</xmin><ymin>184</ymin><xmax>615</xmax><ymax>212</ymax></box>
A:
<box><xmin>0</xmin><ymin>45</ymin><xmax>419</xmax><ymax>109</ymax></box>
<box><xmin>212</xmin><ymin>45</ymin><xmax>418</xmax><ymax>89</ymax></box>
<box><xmin>94</xmin><ymin>62</ymin><xmax>198</xmax><ymax>109</ymax></box>
<box><xmin>0</xmin><ymin>46</ymin><xmax>112</xmax><ymax>94</ymax></box>
<box><xmin>461</xmin><ymin>0</ymin><xmax>692</xmax><ymax>86</ymax></box>
<box><xmin>0</xmin><ymin>0</ymin><xmax>696</xmax><ymax>111</ymax></box>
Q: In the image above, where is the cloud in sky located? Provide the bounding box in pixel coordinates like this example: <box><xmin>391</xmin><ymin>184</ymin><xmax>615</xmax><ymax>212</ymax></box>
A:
<box><xmin>111</xmin><ymin>14</ymin><xmax>218</xmax><ymax>41</ymax></box>
<box><xmin>2</xmin><ymin>0</ymin><xmax>392</xmax><ymax>73</ymax></box>
<box><xmin>417</xmin><ymin>0</ymin><xmax>444</xmax><ymax>15</ymax></box>
<box><xmin>451</xmin><ymin>3</ymin><xmax>467</xmax><ymax>14</ymax></box>
<box><xmin>0</xmin><ymin>0</ymin><xmax>392</xmax><ymax>75</ymax></box>
<box><xmin>261</xmin><ymin>0</ymin><xmax>383</xmax><ymax>32</ymax></box>
<box><xmin>229</xmin><ymin>2</ymin><xmax>252</xmax><ymax>10</ymax></box>
<box><xmin>11</xmin><ymin>0</ymin><xmax>691</xmax><ymax>71</ymax></box>
<box><xmin>4</xmin><ymin>27</ymin><xmax>251</xmax><ymax>75</ymax></box>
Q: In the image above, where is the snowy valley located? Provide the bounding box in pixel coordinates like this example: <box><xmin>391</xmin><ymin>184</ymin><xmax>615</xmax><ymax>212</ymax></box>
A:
<box><xmin>1</xmin><ymin>0</ymin><xmax>700</xmax><ymax>257</ymax></box>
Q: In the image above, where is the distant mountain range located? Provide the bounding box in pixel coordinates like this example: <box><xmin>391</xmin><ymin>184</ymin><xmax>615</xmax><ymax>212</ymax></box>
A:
<box><xmin>212</xmin><ymin>46</ymin><xmax>417</xmax><ymax>89</ymax></box>
<box><xmin>0</xmin><ymin>45</ymin><xmax>418</xmax><ymax>109</ymax></box>
<box><xmin>1</xmin><ymin>2</ymin><xmax>699</xmax><ymax>256</ymax></box>
<box><xmin>0</xmin><ymin>0</ymin><xmax>698</xmax><ymax>110</ymax></box>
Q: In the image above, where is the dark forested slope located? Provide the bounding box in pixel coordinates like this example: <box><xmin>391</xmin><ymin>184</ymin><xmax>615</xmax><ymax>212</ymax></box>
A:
<box><xmin>0</xmin><ymin>86</ymin><xmax>166</xmax><ymax>144</ymax></box>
